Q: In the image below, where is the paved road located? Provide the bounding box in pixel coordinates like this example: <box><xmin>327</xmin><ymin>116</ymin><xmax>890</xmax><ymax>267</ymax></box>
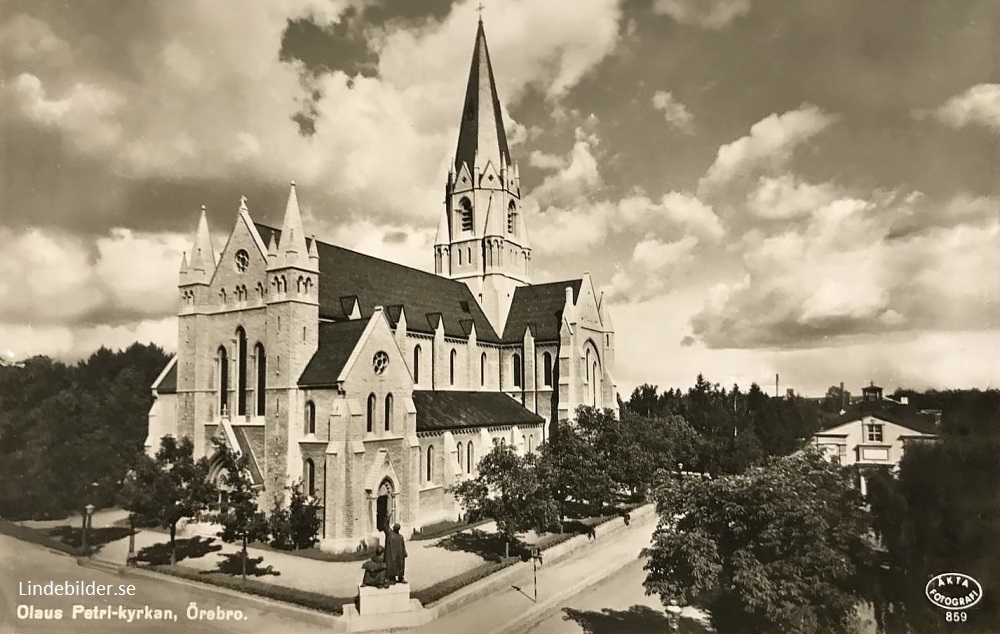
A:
<box><xmin>523</xmin><ymin>557</ymin><xmax>710</xmax><ymax>634</ymax></box>
<box><xmin>0</xmin><ymin>534</ymin><xmax>333</xmax><ymax>634</ymax></box>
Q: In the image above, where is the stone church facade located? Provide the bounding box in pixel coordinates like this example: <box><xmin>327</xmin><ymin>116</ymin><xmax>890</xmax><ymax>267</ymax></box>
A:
<box><xmin>145</xmin><ymin>20</ymin><xmax>618</xmax><ymax>553</ymax></box>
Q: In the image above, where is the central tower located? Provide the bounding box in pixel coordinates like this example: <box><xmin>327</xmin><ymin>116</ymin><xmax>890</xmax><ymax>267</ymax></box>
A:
<box><xmin>435</xmin><ymin>19</ymin><xmax>531</xmax><ymax>335</ymax></box>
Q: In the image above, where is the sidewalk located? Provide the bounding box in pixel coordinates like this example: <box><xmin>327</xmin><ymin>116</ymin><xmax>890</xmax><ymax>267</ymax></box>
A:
<box><xmin>409</xmin><ymin>509</ymin><xmax>657</xmax><ymax>634</ymax></box>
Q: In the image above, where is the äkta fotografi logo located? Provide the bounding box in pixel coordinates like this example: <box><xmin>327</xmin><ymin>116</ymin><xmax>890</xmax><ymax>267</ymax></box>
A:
<box><xmin>925</xmin><ymin>573</ymin><xmax>983</xmax><ymax>611</ymax></box>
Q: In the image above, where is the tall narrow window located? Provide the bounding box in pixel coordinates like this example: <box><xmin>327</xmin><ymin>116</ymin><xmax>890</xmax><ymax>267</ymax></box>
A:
<box><xmin>450</xmin><ymin>349</ymin><xmax>457</xmax><ymax>385</ymax></box>
<box><xmin>305</xmin><ymin>401</ymin><xmax>316</xmax><ymax>434</ymax></box>
<box><xmin>384</xmin><ymin>393</ymin><xmax>393</xmax><ymax>432</ymax></box>
<box><xmin>542</xmin><ymin>352</ymin><xmax>552</xmax><ymax>387</ymax></box>
<box><xmin>481</xmin><ymin>352</ymin><xmax>487</xmax><ymax>386</ymax></box>
<box><xmin>593</xmin><ymin>362</ymin><xmax>599</xmax><ymax>406</ymax></box>
<box><xmin>426</xmin><ymin>445</ymin><xmax>434</xmax><ymax>483</ymax></box>
<box><xmin>254</xmin><ymin>343</ymin><xmax>266</xmax><ymax>415</ymax></box>
<box><xmin>528</xmin><ymin>435</ymin><xmax>533</xmax><ymax>453</ymax></box>
<box><xmin>413</xmin><ymin>346</ymin><xmax>421</xmax><ymax>384</ymax></box>
<box><xmin>460</xmin><ymin>197</ymin><xmax>473</xmax><ymax>232</ymax></box>
<box><xmin>507</xmin><ymin>201</ymin><xmax>517</xmax><ymax>235</ymax></box>
<box><xmin>457</xmin><ymin>442</ymin><xmax>464</xmax><ymax>470</ymax></box>
<box><xmin>304</xmin><ymin>459</ymin><xmax>315</xmax><ymax>497</ymax></box>
<box><xmin>236</xmin><ymin>328</ymin><xmax>247</xmax><ymax>416</ymax></box>
<box><xmin>466</xmin><ymin>443</ymin><xmax>474</xmax><ymax>474</ymax></box>
<box><xmin>367</xmin><ymin>393</ymin><xmax>376</xmax><ymax>433</ymax></box>
<box><xmin>586</xmin><ymin>349</ymin><xmax>591</xmax><ymax>382</ymax></box>
<box><xmin>218</xmin><ymin>346</ymin><xmax>229</xmax><ymax>414</ymax></box>
<box><xmin>513</xmin><ymin>354</ymin><xmax>522</xmax><ymax>388</ymax></box>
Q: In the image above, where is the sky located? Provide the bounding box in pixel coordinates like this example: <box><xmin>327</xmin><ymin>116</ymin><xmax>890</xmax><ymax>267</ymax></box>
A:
<box><xmin>0</xmin><ymin>0</ymin><xmax>998</xmax><ymax>397</ymax></box>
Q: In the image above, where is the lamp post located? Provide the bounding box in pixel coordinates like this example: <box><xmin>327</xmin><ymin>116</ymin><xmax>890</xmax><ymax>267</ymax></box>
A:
<box><xmin>666</xmin><ymin>599</ymin><xmax>682</xmax><ymax>632</ymax></box>
<box><xmin>82</xmin><ymin>504</ymin><xmax>95</xmax><ymax>556</ymax></box>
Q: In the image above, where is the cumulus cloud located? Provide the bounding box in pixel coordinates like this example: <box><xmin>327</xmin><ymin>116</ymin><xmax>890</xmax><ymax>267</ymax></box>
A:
<box><xmin>605</xmin><ymin>235</ymin><xmax>700</xmax><ymax>301</ymax></box>
<box><xmin>0</xmin><ymin>227</ymin><xmax>187</xmax><ymax>327</ymax></box>
<box><xmin>652</xmin><ymin>0</ymin><xmax>751</xmax><ymax>30</ymax></box>
<box><xmin>651</xmin><ymin>90</ymin><xmax>694</xmax><ymax>132</ymax></box>
<box><xmin>689</xmin><ymin>192</ymin><xmax>1000</xmax><ymax>349</ymax></box>
<box><xmin>745</xmin><ymin>174</ymin><xmax>841</xmax><ymax>220</ymax></box>
<box><xmin>698</xmin><ymin>105</ymin><xmax>837</xmax><ymax>194</ymax></box>
<box><xmin>928</xmin><ymin>83</ymin><xmax>1000</xmax><ymax>132</ymax></box>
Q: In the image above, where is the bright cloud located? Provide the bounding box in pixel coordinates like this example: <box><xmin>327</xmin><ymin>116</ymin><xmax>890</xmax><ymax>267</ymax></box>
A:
<box><xmin>651</xmin><ymin>90</ymin><xmax>694</xmax><ymax>132</ymax></box>
<box><xmin>929</xmin><ymin>83</ymin><xmax>1000</xmax><ymax>132</ymax></box>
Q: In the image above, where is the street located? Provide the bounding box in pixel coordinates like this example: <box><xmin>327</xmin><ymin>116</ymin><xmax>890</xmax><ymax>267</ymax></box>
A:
<box><xmin>0</xmin><ymin>534</ymin><xmax>333</xmax><ymax>634</ymax></box>
<box><xmin>524</xmin><ymin>558</ymin><xmax>710</xmax><ymax>634</ymax></box>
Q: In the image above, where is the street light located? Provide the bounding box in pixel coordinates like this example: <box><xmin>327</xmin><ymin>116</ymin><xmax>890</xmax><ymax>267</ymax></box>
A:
<box><xmin>82</xmin><ymin>504</ymin><xmax>95</xmax><ymax>556</ymax></box>
<box><xmin>666</xmin><ymin>599</ymin><xmax>682</xmax><ymax>632</ymax></box>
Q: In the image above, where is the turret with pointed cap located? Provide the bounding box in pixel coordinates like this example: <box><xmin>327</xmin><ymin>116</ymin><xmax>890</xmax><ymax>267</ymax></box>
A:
<box><xmin>186</xmin><ymin>205</ymin><xmax>216</xmax><ymax>283</ymax></box>
<box><xmin>455</xmin><ymin>19</ymin><xmax>511</xmax><ymax>175</ymax></box>
<box><xmin>273</xmin><ymin>181</ymin><xmax>315</xmax><ymax>271</ymax></box>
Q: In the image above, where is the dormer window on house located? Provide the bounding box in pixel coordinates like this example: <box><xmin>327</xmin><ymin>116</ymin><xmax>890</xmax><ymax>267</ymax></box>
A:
<box><xmin>866</xmin><ymin>423</ymin><xmax>884</xmax><ymax>443</ymax></box>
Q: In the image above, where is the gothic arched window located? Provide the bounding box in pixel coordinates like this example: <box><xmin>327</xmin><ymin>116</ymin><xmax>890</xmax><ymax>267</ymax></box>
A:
<box><xmin>304</xmin><ymin>458</ymin><xmax>316</xmax><ymax>497</ymax></box>
<box><xmin>413</xmin><ymin>345</ymin><xmax>421</xmax><ymax>384</ymax></box>
<box><xmin>305</xmin><ymin>401</ymin><xmax>315</xmax><ymax>434</ymax></box>
<box><xmin>254</xmin><ymin>343</ymin><xmax>266</xmax><ymax>415</ymax></box>
<box><xmin>236</xmin><ymin>328</ymin><xmax>247</xmax><ymax>416</ymax></box>
<box><xmin>426</xmin><ymin>445</ymin><xmax>434</xmax><ymax>483</ymax></box>
<box><xmin>507</xmin><ymin>201</ymin><xmax>517</xmax><ymax>235</ymax></box>
<box><xmin>542</xmin><ymin>352</ymin><xmax>552</xmax><ymax>387</ymax></box>
<box><xmin>466</xmin><ymin>442</ymin><xmax>474</xmax><ymax>474</ymax></box>
<box><xmin>481</xmin><ymin>352</ymin><xmax>487</xmax><ymax>386</ymax></box>
<box><xmin>384</xmin><ymin>393</ymin><xmax>393</xmax><ymax>432</ymax></box>
<box><xmin>457</xmin><ymin>441</ymin><xmax>464</xmax><ymax>470</ymax></box>
<box><xmin>367</xmin><ymin>393</ymin><xmax>376</xmax><ymax>433</ymax></box>
<box><xmin>512</xmin><ymin>354</ymin><xmax>522</xmax><ymax>388</ymax></box>
<box><xmin>217</xmin><ymin>346</ymin><xmax>229</xmax><ymax>415</ymax></box>
<box><xmin>450</xmin><ymin>349</ymin><xmax>457</xmax><ymax>385</ymax></box>
<box><xmin>459</xmin><ymin>197</ymin><xmax>473</xmax><ymax>232</ymax></box>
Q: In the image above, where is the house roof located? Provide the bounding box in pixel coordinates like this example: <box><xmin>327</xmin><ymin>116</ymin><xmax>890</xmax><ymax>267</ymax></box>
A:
<box><xmin>256</xmin><ymin>224</ymin><xmax>500</xmax><ymax>342</ymax></box>
<box><xmin>502</xmin><ymin>279</ymin><xmax>581</xmax><ymax>342</ymax></box>
<box><xmin>298</xmin><ymin>319</ymin><xmax>370</xmax><ymax>387</ymax></box>
<box><xmin>413</xmin><ymin>390</ymin><xmax>544</xmax><ymax>432</ymax></box>
<box><xmin>817</xmin><ymin>400</ymin><xmax>939</xmax><ymax>436</ymax></box>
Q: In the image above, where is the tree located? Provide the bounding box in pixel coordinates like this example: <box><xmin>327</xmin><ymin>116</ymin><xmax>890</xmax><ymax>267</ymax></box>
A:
<box><xmin>867</xmin><ymin>436</ymin><xmax>1000</xmax><ymax>633</ymax></box>
<box><xmin>644</xmin><ymin>450</ymin><xmax>876</xmax><ymax>634</ymax></box>
<box><xmin>537</xmin><ymin>424</ymin><xmax>615</xmax><ymax>519</ymax></box>
<box><xmin>287</xmin><ymin>479</ymin><xmax>322</xmax><ymax>550</ymax></box>
<box><xmin>216</xmin><ymin>442</ymin><xmax>269</xmax><ymax>583</ymax></box>
<box><xmin>452</xmin><ymin>445</ymin><xmax>560</xmax><ymax>558</ymax></box>
<box><xmin>118</xmin><ymin>436</ymin><xmax>217</xmax><ymax>566</ymax></box>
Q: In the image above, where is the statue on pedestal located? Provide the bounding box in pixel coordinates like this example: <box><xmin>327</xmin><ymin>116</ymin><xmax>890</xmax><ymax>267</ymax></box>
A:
<box><xmin>361</xmin><ymin>546</ymin><xmax>389</xmax><ymax>588</ymax></box>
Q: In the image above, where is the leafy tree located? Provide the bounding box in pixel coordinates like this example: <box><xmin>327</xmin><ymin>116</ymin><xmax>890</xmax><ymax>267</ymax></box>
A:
<box><xmin>452</xmin><ymin>445</ymin><xmax>560</xmax><ymax>558</ymax></box>
<box><xmin>287</xmin><ymin>479</ymin><xmax>322</xmax><ymax>549</ymax></box>
<box><xmin>644</xmin><ymin>450</ymin><xmax>876</xmax><ymax>634</ymax></box>
<box><xmin>537</xmin><ymin>424</ymin><xmax>615</xmax><ymax>519</ymax></box>
<box><xmin>216</xmin><ymin>442</ymin><xmax>269</xmax><ymax>583</ymax></box>
<box><xmin>266</xmin><ymin>496</ymin><xmax>293</xmax><ymax>550</ymax></box>
<box><xmin>867</xmin><ymin>436</ymin><xmax>1000</xmax><ymax>633</ymax></box>
<box><xmin>118</xmin><ymin>436</ymin><xmax>217</xmax><ymax>565</ymax></box>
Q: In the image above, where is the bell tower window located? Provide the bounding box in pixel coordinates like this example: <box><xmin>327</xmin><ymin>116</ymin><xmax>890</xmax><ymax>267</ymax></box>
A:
<box><xmin>460</xmin><ymin>197</ymin><xmax>473</xmax><ymax>232</ymax></box>
<box><xmin>507</xmin><ymin>201</ymin><xmax>517</xmax><ymax>235</ymax></box>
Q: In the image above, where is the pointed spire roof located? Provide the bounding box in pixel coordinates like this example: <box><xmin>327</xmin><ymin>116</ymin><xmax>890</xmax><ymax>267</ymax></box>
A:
<box><xmin>189</xmin><ymin>205</ymin><xmax>216</xmax><ymax>279</ymax></box>
<box><xmin>435</xmin><ymin>205</ymin><xmax>451</xmax><ymax>245</ymax></box>
<box><xmin>455</xmin><ymin>20</ymin><xmax>511</xmax><ymax>175</ymax></box>
<box><xmin>278</xmin><ymin>181</ymin><xmax>312</xmax><ymax>269</ymax></box>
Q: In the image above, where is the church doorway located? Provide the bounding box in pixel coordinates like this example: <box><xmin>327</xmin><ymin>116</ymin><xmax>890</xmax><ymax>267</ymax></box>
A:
<box><xmin>376</xmin><ymin>478</ymin><xmax>394</xmax><ymax>531</ymax></box>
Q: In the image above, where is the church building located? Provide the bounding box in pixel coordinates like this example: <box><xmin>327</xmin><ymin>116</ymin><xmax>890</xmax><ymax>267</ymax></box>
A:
<box><xmin>145</xmin><ymin>20</ymin><xmax>618</xmax><ymax>553</ymax></box>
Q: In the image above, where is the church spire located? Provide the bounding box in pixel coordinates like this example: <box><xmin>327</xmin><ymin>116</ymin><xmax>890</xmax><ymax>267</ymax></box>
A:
<box><xmin>454</xmin><ymin>19</ymin><xmax>510</xmax><ymax>175</ymax></box>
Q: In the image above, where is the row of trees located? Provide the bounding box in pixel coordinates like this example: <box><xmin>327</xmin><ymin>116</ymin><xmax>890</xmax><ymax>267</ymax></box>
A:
<box><xmin>120</xmin><ymin>437</ymin><xmax>321</xmax><ymax>580</ymax></box>
<box><xmin>0</xmin><ymin>344</ymin><xmax>169</xmax><ymax>519</ymax></box>
<box><xmin>626</xmin><ymin>375</ymin><xmax>823</xmax><ymax>475</ymax></box>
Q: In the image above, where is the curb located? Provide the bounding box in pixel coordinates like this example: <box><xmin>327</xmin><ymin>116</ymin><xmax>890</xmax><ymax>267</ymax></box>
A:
<box><xmin>77</xmin><ymin>557</ymin><xmax>346</xmax><ymax>631</ymax></box>
<box><xmin>483</xmin><ymin>548</ymin><xmax>647</xmax><ymax>634</ymax></box>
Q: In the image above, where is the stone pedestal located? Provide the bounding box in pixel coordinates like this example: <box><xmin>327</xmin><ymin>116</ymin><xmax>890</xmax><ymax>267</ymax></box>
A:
<box><xmin>340</xmin><ymin>583</ymin><xmax>435</xmax><ymax>632</ymax></box>
<box><xmin>359</xmin><ymin>583</ymin><xmax>411</xmax><ymax>616</ymax></box>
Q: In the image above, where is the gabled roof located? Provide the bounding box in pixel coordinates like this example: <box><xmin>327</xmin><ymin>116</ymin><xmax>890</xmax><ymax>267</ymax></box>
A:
<box><xmin>256</xmin><ymin>223</ymin><xmax>500</xmax><ymax>342</ymax></box>
<box><xmin>413</xmin><ymin>390</ymin><xmax>544</xmax><ymax>432</ymax></box>
<box><xmin>298</xmin><ymin>320</ymin><xmax>370</xmax><ymax>387</ymax></box>
<box><xmin>154</xmin><ymin>357</ymin><xmax>177</xmax><ymax>394</ymax></box>
<box><xmin>455</xmin><ymin>20</ymin><xmax>511</xmax><ymax>174</ymax></box>
<box><xmin>817</xmin><ymin>400</ymin><xmax>939</xmax><ymax>436</ymax></box>
<box><xmin>232</xmin><ymin>426</ymin><xmax>264</xmax><ymax>486</ymax></box>
<box><xmin>502</xmin><ymin>279</ymin><xmax>582</xmax><ymax>342</ymax></box>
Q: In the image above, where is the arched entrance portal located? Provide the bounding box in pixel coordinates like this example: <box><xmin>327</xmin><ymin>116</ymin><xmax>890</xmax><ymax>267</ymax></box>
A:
<box><xmin>376</xmin><ymin>478</ymin><xmax>394</xmax><ymax>532</ymax></box>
